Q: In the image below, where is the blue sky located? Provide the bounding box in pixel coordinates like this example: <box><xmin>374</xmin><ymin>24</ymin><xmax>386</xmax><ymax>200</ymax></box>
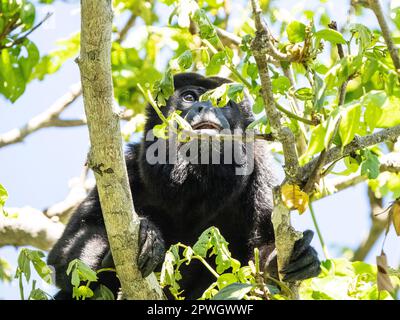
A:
<box><xmin>0</xmin><ymin>0</ymin><xmax>399</xmax><ymax>299</ymax></box>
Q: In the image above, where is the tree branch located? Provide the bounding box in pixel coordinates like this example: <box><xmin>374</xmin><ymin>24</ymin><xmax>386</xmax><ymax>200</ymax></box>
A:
<box><xmin>0</xmin><ymin>207</ymin><xmax>64</xmax><ymax>251</ymax></box>
<box><xmin>0</xmin><ymin>83</ymin><xmax>82</xmax><ymax>148</ymax></box>
<box><xmin>216</xmin><ymin>27</ymin><xmax>241</xmax><ymax>46</ymax></box>
<box><xmin>367</xmin><ymin>0</ymin><xmax>400</xmax><ymax>72</ymax></box>
<box><xmin>311</xmin><ymin>152</ymin><xmax>400</xmax><ymax>201</ymax></box>
<box><xmin>0</xmin><ymin>12</ymin><xmax>138</xmax><ymax>149</ymax></box>
<box><xmin>78</xmin><ymin>0</ymin><xmax>163</xmax><ymax>300</ymax></box>
<box><xmin>250</xmin><ymin>0</ymin><xmax>302</xmax><ymax>299</ymax></box>
<box><xmin>250</xmin><ymin>2</ymin><xmax>299</xmax><ymax>179</ymax></box>
<box><xmin>117</xmin><ymin>14</ymin><xmax>137</xmax><ymax>43</ymax></box>
<box><xmin>44</xmin><ymin>166</ymin><xmax>92</xmax><ymax>223</ymax></box>
<box><xmin>352</xmin><ymin>188</ymin><xmax>387</xmax><ymax>261</ymax></box>
<box><xmin>298</xmin><ymin>125</ymin><xmax>400</xmax><ymax>185</ymax></box>
<box><xmin>303</xmin><ymin>21</ymin><xmax>347</xmax><ymax>194</ymax></box>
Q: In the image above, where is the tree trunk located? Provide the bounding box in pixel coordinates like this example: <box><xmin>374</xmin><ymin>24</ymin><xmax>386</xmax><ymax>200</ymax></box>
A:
<box><xmin>78</xmin><ymin>0</ymin><xmax>164</xmax><ymax>300</ymax></box>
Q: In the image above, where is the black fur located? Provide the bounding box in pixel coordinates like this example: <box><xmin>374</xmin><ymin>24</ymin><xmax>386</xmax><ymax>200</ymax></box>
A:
<box><xmin>48</xmin><ymin>73</ymin><xmax>320</xmax><ymax>299</ymax></box>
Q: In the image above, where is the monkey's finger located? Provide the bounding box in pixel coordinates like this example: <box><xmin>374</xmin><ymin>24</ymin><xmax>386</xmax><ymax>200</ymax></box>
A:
<box><xmin>138</xmin><ymin>229</ymin><xmax>156</xmax><ymax>271</ymax></box>
<box><xmin>281</xmin><ymin>247</ymin><xmax>318</xmax><ymax>274</ymax></box>
<box><xmin>101</xmin><ymin>250</ymin><xmax>114</xmax><ymax>268</ymax></box>
<box><xmin>138</xmin><ymin>228</ymin><xmax>165</xmax><ymax>278</ymax></box>
<box><xmin>290</xmin><ymin>230</ymin><xmax>314</xmax><ymax>262</ymax></box>
<box><xmin>282</xmin><ymin>260</ymin><xmax>321</xmax><ymax>282</ymax></box>
<box><xmin>139</xmin><ymin>217</ymin><xmax>151</xmax><ymax>249</ymax></box>
<box><xmin>138</xmin><ymin>240</ymin><xmax>165</xmax><ymax>278</ymax></box>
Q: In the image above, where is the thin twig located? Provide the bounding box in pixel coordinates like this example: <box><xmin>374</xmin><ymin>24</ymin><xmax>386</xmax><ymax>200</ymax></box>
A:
<box><xmin>116</xmin><ymin>14</ymin><xmax>137</xmax><ymax>43</ymax></box>
<box><xmin>276</xmin><ymin>102</ymin><xmax>317</xmax><ymax>126</ymax></box>
<box><xmin>1</xmin><ymin>13</ymin><xmax>53</xmax><ymax>49</ymax></box>
<box><xmin>282</xmin><ymin>65</ymin><xmax>308</xmax><ymax>155</ymax></box>
<box><xmin>250</xmin><ymin>0</ymin><xmax>299</xmax><ymax>179</ymax></box>
<box><xmin>298</xmin><ymin>125</ymin><xmax>400</xmax><ymax>184</ymax></box>
<box><xmin>0</xmin><ymin>83</ymin><xmax>82</xmax><ymax>148</ymax></box>
<box><xmin>309</xmin><ymin>203</ymin><xmax>330</xmax><ymax>259</ymax></box>
<box><xmin>0</xmin><ymin>13</ymin><xmax>138</xmax><ymax>149</ymax></box>
<box><xmin>352</xmin><ymin>188</ymin><xmax>387</xmax><ymax>261</ymax></box>
<box><xmin>216</xmin><ymin>27</ymin><xmax>241</xmax><ymax>46</ymax></box>
<box><xmin>303</xmin><ymin>21</ymin><xmax>348</xmax><ymax>193</ymax></box>
<box><xmin>367</xmin><ymin>0</ymin><xmax>400</xmax><ymax>72</ymax></box>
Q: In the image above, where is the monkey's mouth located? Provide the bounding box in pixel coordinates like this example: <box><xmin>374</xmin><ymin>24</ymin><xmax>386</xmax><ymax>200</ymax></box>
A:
<box><xmin>192</xmin><ymin>121</ymin><xmax>222</xmax><ymax>131</ymax></box>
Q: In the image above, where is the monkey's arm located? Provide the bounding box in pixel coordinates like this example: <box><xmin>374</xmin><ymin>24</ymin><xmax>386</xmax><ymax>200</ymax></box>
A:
<box><xmin>47</xmin><ymin>189</ymin><xmax>115</xmax><ymax>297</ymax></box>
<box><xmin>248</xmin><ymin>150</ymin><xmax>321</xmax><ymax>282</ymax></box>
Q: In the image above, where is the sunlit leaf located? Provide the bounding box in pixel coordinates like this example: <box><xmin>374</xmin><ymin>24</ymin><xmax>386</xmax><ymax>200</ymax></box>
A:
<box><xmin>281</xmin><ymin>184</ymin><xmax>309</xmax><ymax>214</ymax></box>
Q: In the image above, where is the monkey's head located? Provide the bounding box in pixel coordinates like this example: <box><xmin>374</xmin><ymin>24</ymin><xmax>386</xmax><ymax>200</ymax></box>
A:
<box><xmin>144</xmin><ymin>72</ymin><xmax>255</xmax><ymax>134</ymax></box>
<box><xmin>139</xmin><ymin>73</ymin><xmax>256</xmax><ymax>205</ymax></box>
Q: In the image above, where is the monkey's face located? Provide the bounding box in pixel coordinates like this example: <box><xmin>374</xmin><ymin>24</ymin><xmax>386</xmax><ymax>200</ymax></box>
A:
<box><xmin>140</xmin><ymin>73</ymin><xmax>255</xmax><ymax>192</ymax></box>
<box><xmin>169</xmin><ymin>84</ymin><xmax>241</xmax><ymax>135</ymax></box>
<box><xmin>144</xmin><ymin>73</ymin><xmax>255</xmax><ymax>137</ymax></box>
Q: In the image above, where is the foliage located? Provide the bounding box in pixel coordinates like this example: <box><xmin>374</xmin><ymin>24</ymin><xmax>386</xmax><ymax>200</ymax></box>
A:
<box><xmin>14</xmin><ymin>248</ymin><xmax>53</xmax><ymax>300</ymax></box>
<box><xmin>0</xmin><ymin>0</ymin><xmax>39</xmax><ymax>101</ymax></box>
<box><xmin>65</xmin><ymin>259</ymin><xmax>116</xmax><ymax>300</ymax></box>
<box><xmin>0</xmin><ymin>183</ymin><xmax>8</xmax><ymax>216</ymax></box>
<box><xmin>1</xmin><ymin>0</ymin><xmax>400</xmax><ymax>301</ymax></box>
<box><xmin>159</xmin><ymin>227</ymin><xmax>400</xmax><ymax>300</ymax></box>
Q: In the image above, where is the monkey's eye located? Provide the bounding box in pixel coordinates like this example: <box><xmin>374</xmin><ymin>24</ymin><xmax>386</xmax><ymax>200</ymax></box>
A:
<box><xmin>181</xmin><ymin>91</ymin><xmax>197</xmax><ymax>103</ymax></box>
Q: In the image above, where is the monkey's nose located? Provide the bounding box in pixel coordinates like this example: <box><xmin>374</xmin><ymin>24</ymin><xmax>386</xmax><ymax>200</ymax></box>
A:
<box><xmin>191</xmin><ymin>101</ymin><xmax>213</xmax><ymax>114</ymax></box>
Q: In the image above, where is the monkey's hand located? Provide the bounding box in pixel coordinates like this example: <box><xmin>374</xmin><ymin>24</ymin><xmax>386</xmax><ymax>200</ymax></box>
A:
<box><xmin>101</xmin><ymin>217</ymin><xmax>166</xmax><ymax>278</ymax></box>
<box><xmin>264</xmin><ymin>230</ymin><xmax>321</xmax><ymax>282</ymax></box>
<box><xmin>137</xmin><ymin>217</ymin><xmax>166</xmax><ymax>278</ymax></box>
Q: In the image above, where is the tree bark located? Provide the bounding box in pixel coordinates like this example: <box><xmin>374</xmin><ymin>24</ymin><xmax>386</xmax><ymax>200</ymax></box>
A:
<box><xmin>78</xmin><ymin>0</ymin><xmax>164</xmax><ymax>299</ymax></box>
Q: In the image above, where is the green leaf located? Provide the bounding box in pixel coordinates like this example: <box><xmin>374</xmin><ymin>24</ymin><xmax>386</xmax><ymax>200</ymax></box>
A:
<box><xmin>0</xmin><ymin>183</ymin><xmax>8</xmax><ymax>213</ymax></box>
<box><xmin>17</xmin><ymin>250</ymin><xmax>31</xmax><ymax>282</ymax></box>
<box><xmin>325</xmin><ymin>55</ymin><xmax>362</xmax><ymax>90</ymax></box>
<box><xmin>29</xmin><ymin>288</ymin><xmax>49</xmax><ymax>300</ymax></box>
<box><xmin>324</xmin><ymin>109</ymin><xmax>341</xmax><ymax>149</ymax></box>
<box><xmin>192</xmin><ymin>9</ymin><xmax>216</xmax><ymax>41</ymax></box>
<box><xmin>66</xmin><ymin>259</ymin><xmax>98</xmax><ymax>289</ymax></box>
<box><xmin>94</xmin><ymin>285</ymin><xmax>115</xmax><ymax>300</ymax></box>
<box><xmin>252</xmin><ymin>96</ymin><xmax>264</xmax><ymax>114</ymax></box>
<box><xmin>217</xmin><ymin>273</ymin><xmax>238</xmax><ymax>289</ymax></box>
<box><xmin>27</xmin><ymin>250</ymin><xmax>52</xmax><ymax>284</ymax></box>
<box><xmin>74</xmin><ymin>285</ymin><xmax>94</xmax><ymax>300</ymax></box>
<box><xmin>20</xmin><ymin>2</ymin><xmax>35</xmax><ymax>30</ymax></box>
<box><xmin>154</xmin><ymin>68</ymin><xmax>175</xmax><ymax>106</ymax></box>
<box><xmin>361</xmin><ymin>150</ymin><xmax>380</xmax><ymax>179</ymax></box>
<box><xmin>19</xmin><ymin>40</ymin><xmax>40</xmax><ymax>81</ymax></box>
<box><xmin>200</xmin><ymin>83</ymin><xmax>229</xmax><ymax>107</ymax></box>
<box><xmin>212</xmin><ymin>283</ymin><xmax>253</xmax><ymax>300</ymax></box>
<box><xmin>177</xmin><ymin>50</ymin><xmax>193</xmax><ymax>70</ymax></box>
<box><xmin>272</xmin><ymin>76</ymin><xmax>291</xmax><ymax>95</ymax></box>
<box><xmin>206</xmin><ymin>51</ymin><xmax>227</xmax><ymax>75</ymax></box>
<box><xmin>339</xmin><ymin>103</ymin><xmax>361</xmax><ymax>148</ymax></box>
<box><xmin>315</xmin><ymin>29</ymin><xmax>346</xmax><ymax>44</ymax></box>
<box><xmin>286</xmin><ymin>21</ymin><xmax>306</xmax><ymax>43</ymax></box>
<box><xmin>294</xmin><ymin>87</ymin><xmax>313</xmax><ymax>101</ymax></box>
<box><xmin>299</xmin><ymin>124</ymin><xmax>326</xmax><ymax>165</ymax></box>
<box><xmin>199</xmin><ymin>48</ymin><xmax>210</xmax><ymax>69</ymax></box>
<box><xmin>227</xmin><ymin>83</ymin><xmax>244</xmax><ymax>103</ymax></box>
<box><xmin>364</xmin><ymin>91</ymin><xmax>400</xmax><ymax>129</ymax></box>
<box><xmin>349</xmin><ymin>23</ymin><xmax>372</xmax><ymax>52</ymax></box>
<box><xmin>0</xmin><ymin>258</ymin><xmax>12</xmax><ymax>282</ymax></box>
<box><xmin>71</xmin><ymin>270</ymin><xmax>80</xmax><ymax>288</ymax></box>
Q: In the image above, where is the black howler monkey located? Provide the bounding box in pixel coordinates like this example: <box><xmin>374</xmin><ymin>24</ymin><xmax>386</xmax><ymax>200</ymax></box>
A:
<box><xmin>48</xmin><ymin>73</ymin><xmax>320</xmax><ymax>299</ymax></box>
